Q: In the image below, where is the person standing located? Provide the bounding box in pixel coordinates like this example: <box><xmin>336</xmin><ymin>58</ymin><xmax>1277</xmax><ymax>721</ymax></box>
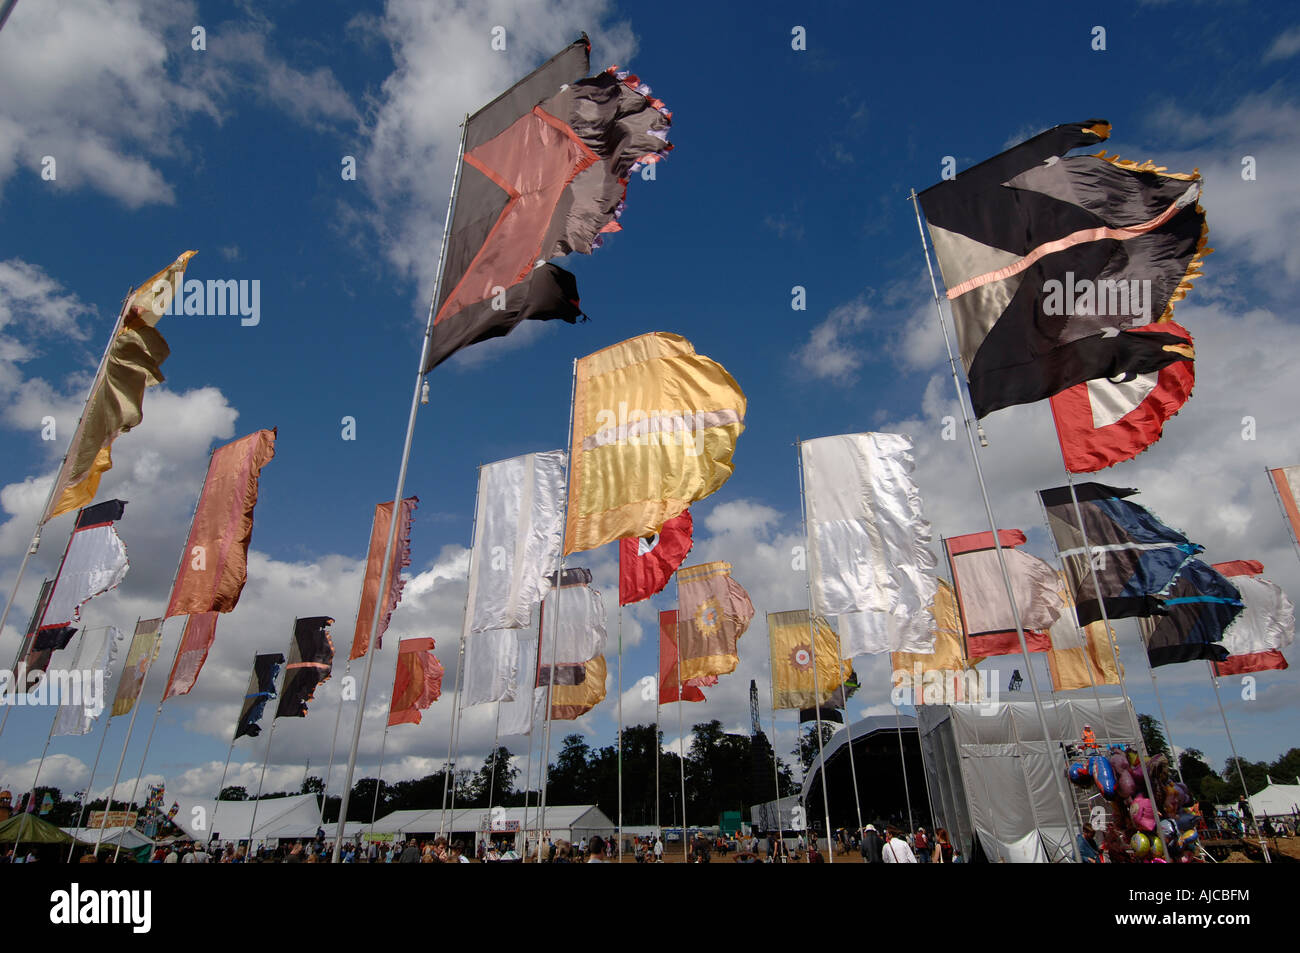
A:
<box><xmin>914</xmin><ymin>827</ymin><xmax>929</xmax><ymax>863</ymax></box>
<box><xmin>882</xmin><ymin>829</ymin><xmax>917</xmax><ymax>863</ymax></box>
<box><xmin>653</xmin><ymin>836</ymin><xmax>664</xmax><ymax>863</ymax></box>
<box><xmin>860</xmin><ymin>824</ymin><xmax>883</xmax><ymax>863</ymax></box>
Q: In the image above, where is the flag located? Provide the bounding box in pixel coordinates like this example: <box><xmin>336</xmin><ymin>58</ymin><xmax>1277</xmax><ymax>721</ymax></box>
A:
<box><xmin>768</xmin><ymin>610</ymin><xmax>853</xmax><ymax>711</ymax></box>
<box><xmin>892</xmin><ymin>580</ymin><xmax>986</xmax><ymax>702</ymax></box>
<box><xmin>52</xmin><ymin>625</ymin><xmax>122</xmax><ymax>736</ymax></box>
<box><xmin>466</xmin><ymin>452</ymin><xmax>565</xmax><ymax>633</ymax></box>
<box><xmin>387</xmin><ymin>637</ymin><xmax>443</xmax><ymax>727</ymax></box>
<box><xmin>1269</xmin><ymin>466</ymin><xmax>1300</xmax><ymax>545</ymax></box>
<box><xmin>43</xmin><ymin>252</ymin><xmax>196</xmax><ymax>522</ymax></box>
<box><xmin>1039</xmin><ymin>482</ymin><xmax>1200</xmax><ymax>625</ymax></box>
<box><xmin>1210</xmin><ymin>561</ymin><xmax>1294</xmax><ymax>676</ymax></box>
<box><xmin>112</xmin><ymin>618</ymin><xmax>163</xmax><ymax>717</ymax></box>
<box><xmin>799</xmin><ymin>669</ymin><xmax>857</xmax><ymax>724</ymax></box>
<box><xmin>945</xmin><ymin>529</ymin><xmax>1063</xmax><ymax>656</ymax></box>
<box><xmin>1045</xmin><ymin>573</ymin><xmax>1121</xmax><ymax>691</ymax></box>
<box><xmin>276</xmin><ymin>617</ymin><xmax>335</xmax><ymax>718</ymax></box>
<box><xmin>676</xmin><ymin>561</ymin><xmax>754</xmax><ymax>681</ymax></box>
<box><xmin>146</xmin><ymin>784</ymin><xmax>164</xmax><ymax>812</ymax></box>
<box><xmin>161</xmin><ymin>612</ymin><xmax>218</xmax><ymax>700</ymax></box>
<box><xmin>349</xmin><ymin>497</ymin><xmax>418</xmax><ymax>660</ymax></box>
<box><xmin>565</xmin><ymin>332</ymin><xmax>745</xmax><ymax>555</ymax></box>
<box><xmin>1137</xmin><ymin>560</ymin><xmax>1240</xmax><ymax>667</ymax></box>
<box><xmin>39</xmin><ymin>793</ymin><xmax>53</xmax><ymax>816</ymax></box>
<box><xmin>425</xmin><ymin>37</ymin><xmax>673</xmax><ymax>371</ymax></box>
<box><xmin>657</xmin><ymin>609</ymin><xmax>715</xmax><ymax>704</ymax></box>
<box><xmin>39</xmin><ymin>500</ymin><xmax>129</xmax><ymax>640</ymax></box>
<box><xmin>537</xmin><ymin>568</ymin><xmax>606</xmax><ymax>666</ymax></box>
<box><xmin>461</xmin><ymin>627</ymin><xmax>520</xmax><ymax>708</ymax></box>
<box><xmin>802</xmin><ymin>433</ymin><xmax>938</xmax><ymax>656</ymax></box>
<box><xmin>620</xmin><ymin>509</ymin><xmax>693</xmax><ymax>605</ymax></box>
<box><xmin>12</xmin><ymin>579</ymin><xmax>54</xmax><ymax>689</ymax></box>
<box><xmin>548</xmin><ymin>655</ymin><xmax>608</xmax><ymax>721</ymax></box>
<box><xmin>498</xmin><ymin>629</ymin><xmax>545</xmax><ymax>737</ymax></box>
<box><xmin>166</xmin><ymin>429</ymin><xmax>277</xmax><ymax>617</ymax></box>
<box><xmin>1050</xmin><ymin>322</ymin><xmax>1195</xmax><ymax>472</ymax></box>
<box><xmin>917</xmin><ymin>122</ymin><xmax>1206</xmax><ymax>418</ymax></box>
<box><xmin>235</xmin><ymin>653</ymin><xmax>283</xmax><ymax>739</ymax></box>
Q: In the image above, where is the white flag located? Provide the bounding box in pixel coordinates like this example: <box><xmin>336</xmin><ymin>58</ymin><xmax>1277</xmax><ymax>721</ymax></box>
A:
<box><xmin>467</xmin><ymin>451</ymin><xmax>566</xmax><ymax>633</ymax></box>
<box><xmin>43</xmin><ymin>508</ymin><xmax>130</xmax><ymax>628</ymax></box>
<box><xmin>539</xmin><ymin>569</ymin><xmax>607</xmax><ymax>665</ymax></box>
<box><xmin>801</xmin><ymin>433</ymin><xmax>937</xmax><ymax>656</ymax></box>
<box><xmin>461</xmin><ymin>627</ymin><xmax>521</xmax><ymax>708</ymax></box>
<box><xmin>498</xmin><ymin>629</ymin><xmax>545</xmax><ymax>738</ymax></box>
<box><xmin>52</xmin><ymin>625</ymin><xmax>122</xmax><ymax>736</ymax></box>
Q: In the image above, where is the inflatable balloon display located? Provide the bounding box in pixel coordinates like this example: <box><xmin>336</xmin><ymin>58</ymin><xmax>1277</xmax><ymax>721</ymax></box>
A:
<box><xmin>1089</xmin><ymin>755</ymin><xmax>1116</xmax><ymax>799</ymax></box>
<box><xmin>1068</xmin><ymin>762</ymin><xmax>1091</xmax><ymax>785</ymax></box>
<box><xmin>1131</xmin><ymin>832</ymin><xmax>1151</xmax><ymax>858</ymax></box>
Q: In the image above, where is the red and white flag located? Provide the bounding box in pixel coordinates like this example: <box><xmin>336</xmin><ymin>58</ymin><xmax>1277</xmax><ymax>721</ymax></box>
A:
<box><xmin>619</xmin><ymin>509</ymin><xmax>693</xmax><ymax>605</ymax></box>
<box><xmin>1210</xmin><ymin>561</ymin><xmax>1294</xmax><ymax>676</ymax></box>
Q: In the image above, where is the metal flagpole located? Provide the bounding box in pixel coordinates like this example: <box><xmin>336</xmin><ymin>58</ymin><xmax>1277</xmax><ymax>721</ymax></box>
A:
<box><xmin>68</xmin><ymin>620</ymin><xmax>131</xmax><ymax>862</ymax></box>
<box><xmin>832</xmin><ymin>628</ymin><xmax>864</xmax><ymax>846</ymax></box>
<box><xmin>370</xmin><ymin>725</ymin><xmax>390</xmax><ymax>832</ymax></box>
<box><xmin>246</xmin><ymin>717</ymin><xmax>279</xmax><ymax>858</ymax></box>
<box><xmin>655</xmin><ymin>671</ymin><xmax>661</xmax><ymax>839</ymax></box>
<box><xmin>520</xmin><ymin>617</ymin><xmax>541</xmax><ymax>860</ymax></box>
<box><xmin>485</xmin><ymin>704</ymin><xmax>502</xmax><ymax>830</ymax></box>
<box><xmin>334</xmin><ymin>116</ymin><xmax>469</xmax><ymax>863</ymax></box>
<box><xmin>1265</xmin><ymin>467</ymin><xmax>1300</xmax><ymax>567</ymax></box>
<box><xmin>617</xmin><ymin>602</ymin><xmax>624</xmax><ymax>861</ymax></box>
<box><xmin>440</xmin><ymin>462</ymin><xmax>483</xmax><ymax>836</ymax></box>
<box><xmin>319</xmin><ymin>661</ymin><xmax>351</xmax><ymax>826</ymax></box>
<box><xmin>910</xmin><ymin>190</ymin><xmax>1082</xmax><ymax>861</ymax></box>
<box><xmin>1207</xmin><ymin>663</ymin><xmax>1271</xmax><ymax>862</ymax></box>
<box><xmin>1132</xmin><ymin>619</ymin><xmax>1183</xmax><ymax>783</ymax></box>
<box><xmin>0</xmin><ymin>578</ymin><xmax>52</xmax><ymax>740</ymax></box>
<box><xmin>673</xmin><ymin>573</ymin><xmax>690</xmax><ymax>862</ymax></box>
<box><xmin>96</xmin><ymin>619</ymin><xmax>165</xmax><ymax>857</ymax></box>
<box><xmin>1054</xmin><ymin>466</ymin><xmax>1174</xmax><ymax>863</ymax></box>
<box><xmin>894</xmin><ymin>707</ymin><xmax>915</xmax><ymax>840</ymax></box>
<box><xmin>210</xmin><ymin>725</ymin><xmax>239</xmax><ymax>837</ymax></box>
<box><xmin>0</xmin><ymin>288</ymin><xmax>131</xmax><ymax>697</ymax></box>
<box><xmin>1</xmin><ymin>500</ymin><xmax>86</xmax><ymax>742</ymax></box>
<box><xmin>538</xmin><ymin>357</ymin><xmax>578</xmax><ymax>850</ymax></box>
<box><xmin>767</xmin><ymin>675</ymin><xmax>784</xmax><ymax>859</ymax></box>
<box><xmin>795</xmin><ymin>440</ymin><xmax>836</xmax><ymax>863</ymax></box>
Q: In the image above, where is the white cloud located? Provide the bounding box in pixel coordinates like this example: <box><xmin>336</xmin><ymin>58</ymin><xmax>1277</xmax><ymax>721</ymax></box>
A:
<box><xmin>1263</xmin><ymin>25</ymin><xmax>1300</xmax><ymax>62</ymax></box>
<box><xmin>794</xmin><ymin>296</ymin><xmax>873</xmax><ymax>383</ymax></box>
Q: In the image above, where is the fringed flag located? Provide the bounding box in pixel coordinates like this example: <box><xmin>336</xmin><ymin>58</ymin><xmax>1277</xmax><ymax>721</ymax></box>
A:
<box><xmin>387</xmin><ymin>637</ymin><xmax>443</xmax><ymax>727</ymax></box>
<box><xmin>276</xmin><ymin>617</ymin><xmax>335</xmax><ymax>718</ymax></box>
<box><xmin>425</xmin><ymin>36</ymin><xmax>673</xmax><ymax>371</ymax></box>
<box><xmin>235</xmin><ymin>653</ymin><xmax>283</xmax><ymax>739</ymax></box>
<box><xmin>350</xmin><ymin>497</ymin><xmax>417</xmax><ymax>660</ymax></box>
<box><xmin>918</xmin><ymin>122</ymin><xmax>1206</xmax><ymax>418</ymax></box>
<box><xmin>1137</xmin><ymin>560</ymin><xmax>1240</xmax><ymax>667</ymax></box>
<box><xmin>38</xmin><ymin>499</ymin><xmax>130</xmax><ymax>640</ymax></box>
<box><xmin>162</xmin><ymin>612</ymin><xmax>218</xmax><ymax>700</ymax></box>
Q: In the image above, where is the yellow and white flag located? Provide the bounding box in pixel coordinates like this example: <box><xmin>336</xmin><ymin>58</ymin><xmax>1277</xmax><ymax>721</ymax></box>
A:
<box><xmin>564</xmin><ymin>332</ymin><xmax>745</xmax><ymax>555</ymax></box>
<box><xmin>768</xmin><ymin>610</ymin><xmax>852</xmax><ymax>711</ymax></box>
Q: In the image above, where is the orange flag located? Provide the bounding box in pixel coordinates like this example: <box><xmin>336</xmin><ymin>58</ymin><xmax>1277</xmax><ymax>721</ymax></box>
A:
<box><xmin>388</xmin><ymin>637</ymin><xmax>443</xmax><ymax>726</ymax></box>
<box><xmin>350</xmin><ymin>497</ymin><xmax>418</xmax><ymax>660</ymax></box>
<box><xmin>166</xmin><ymin>429</ymin><xmax>276</xmax><ymax>617</ymax></box>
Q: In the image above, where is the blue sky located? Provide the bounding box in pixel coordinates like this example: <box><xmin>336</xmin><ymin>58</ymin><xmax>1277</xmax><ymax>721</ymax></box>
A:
<box><xmin>2</xmin><ymin>0</ymin><xmax>1299</xmax><ymax>808</ymax></box>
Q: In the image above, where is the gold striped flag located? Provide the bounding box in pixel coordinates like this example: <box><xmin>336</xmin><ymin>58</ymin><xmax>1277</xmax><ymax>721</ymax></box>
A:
<box><xmin>564</xmin><ymin>332</ymin><xmax>745</xmax><ymax>555</ymax></box>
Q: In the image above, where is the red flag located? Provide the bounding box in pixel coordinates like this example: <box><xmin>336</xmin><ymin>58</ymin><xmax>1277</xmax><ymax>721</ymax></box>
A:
<box><xmin>162</xmin><ymin>611</ymin><xmax>218</xmax><ymax>700</ymax></box>
<box><xmin>619</xmin><ymin>509</ymin><xmax>693</xmax><ymax>605</ymax></box>
<box><xmin>1050</xmin><ymin>322</ymin><xmax>1194</xmax><ymax>473</ymax></box>
<box><xmin>350</xmin><ymin>497</ymin><xmax>418</xmax><ymax>661</ymax></box>
<box><xmin>657</xmin><ymin>610</ymin><xmax>714</xmax><ymax>704</ymax></box>
<box><xmin>1210</xmin><ymin>560</ymin><xmax>1293</xmax><ymax>676</ymax></box>
<box><xmin>945</xmin><ymin>530</ymin><xmax>1060</xmax><ymax>656</ymax></box>
<box><xmin>166</xmin><ymin>429</ymin><xmax>277</xmax><ymax>617</ymax></box>
<box><xmin>388</xmin><ymin>637</ymin><xmax>444</xmax><ymax>726</ymax></box>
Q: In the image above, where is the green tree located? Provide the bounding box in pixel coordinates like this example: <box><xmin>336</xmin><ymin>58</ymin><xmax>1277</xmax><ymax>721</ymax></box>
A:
<box><xmin>547</xmin><ymin>734</ymin><xmax>593</xmax><ymax>804</ymax></box>
<box><xmin>794</xmin><ymin>722</ymin><xmax>838</xmax><ymax>772</ymax></box>
<box><xmin>1138</xmin><ymin>714</ymin><xmax>1170</xmax><ymax>760</ymax></box>
<box><xmin>218</xmin><ymin>785</ymin><xmax>248</xmax><ymax>802</ymax></box>
<box><xmin>300</xmin><ymin>776</ymin><xmax>324</xmax><ymax>795</ymax></box>
<box><xmin>464</xmin><ymin>746</ymin><xmax>517</xmax><ymax>806</ymax></box>
<box><xmin>1269</xmin><ymin>747</ymin><xmax>1300</xmax><ymax>784</ymax></box>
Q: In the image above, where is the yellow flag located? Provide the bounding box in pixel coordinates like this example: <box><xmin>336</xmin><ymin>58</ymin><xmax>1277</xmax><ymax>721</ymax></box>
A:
<box><xmin>43</xmin><ymin>252</ymin><xmax>196</xmax><ymax>522</ymax></box>
<box><xmin>769</xmin><ymin>610</ymin><xmax>852</xmax><ymax>710</ymax></box>
<box><xmin>564</xmin><ymin>332</ymin><xmax>745</xmax><ymax>555</ymax></box>
<box><xmin>1047</xmin><ymin>574</ymin><xmax>1121</xmax><ymax>690</ymax></box>
<box><xmin>550</xmin><ymin>655</ymin><xmax>607</xmax><ymax>720</ymax></box>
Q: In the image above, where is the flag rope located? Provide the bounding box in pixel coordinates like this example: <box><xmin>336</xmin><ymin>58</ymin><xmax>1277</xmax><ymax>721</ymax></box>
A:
<box><xmin>910</xmin><ymin>188</ymin><xmax>1082</xmax><ymax>861</ymax></box>
<box><xmin>334</xmin><ymin>116</ymin><xmax>469</xmax><ymax>862</ymax></box>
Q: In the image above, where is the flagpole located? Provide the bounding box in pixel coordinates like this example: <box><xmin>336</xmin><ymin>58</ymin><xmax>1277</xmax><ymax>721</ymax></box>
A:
<box><xmin>1050</xmin><ymin>460</ymin><xmax>1175</xmax><ymax>863</ymax></box>
<box><xmin>440</xmin><ymin>462</ymin><xmax>483</xmax><ymax>837</ymax></box>
<box><xmin>1265</xmin><ymin>467</ymin><xmax>1300</xmax><ymax>568</ymax></box>
<box><xmin>673</xmin><ymin>573</ymin><xmax>689</xmax><ymax>862</ymax></box>
<box><xmin>767</xmin><ymin>675</ymin><xmax>784</xmax><ymax>859</ymax></box>
<box><xmin>246</xmin><ymin>716</ymin><xmax>278</xmax><ymax>858</ymax></box>
<box><xmin>0</xmin><ymin>288</ymin><xmax>131</xmax><ymax>685</ymax></box>
<box><xmin>795</xmin><ymin>439</ymin><xmax>836</xmax><ymax>863</ymax></box>
<box><xmin>910</xmin><ymin>190</ymin><xmax>1082</xmax><ymax>862</ymax></box>
<box><xmin>616</xmin><ymin>602</ymin><xmax>624</xmax><ymax>861</ymax></box>
<box><xmin>894</xmin><ymin>706</ymin><xmax>915</xmax><ymax>838</ymax></box>
<box><xmin>521</xmin><ymin>616</ymin><xmax>540</xmax><ymax>860</ymax></box>
<box><xmin>538</xmin><ymin>357</ymin><xmax>579</xmax><ymax>852</ymax></box>
<box><xmin>334</xmin><ymin>116</ymin><xmax>469</xmax><ymax>863</ymax></box>
<box><xmin>0</xmin><ymin>579</ymin><xmax>52</xmax><ymax>740</ymax></box>
<box><xmin>1131</xmin><ymin>618</ymin><xmax>1183</xmax><ymax>783</ymax></box>
<box><xmin>942</xmin><ymin>537</ymin><xmax>1008</xmax><ymax>861</ymax></box>
<box><xmin>370</xmin><ymin>724</ymin><xmax>390</xmax><ymax>833</ymax></box>
<box><xmin>27</xmin><ymin>621</ymin><xmax>105</xmax><ymax>813</ymax></box>
<box><xmin>485</xmin><ymin>702</ymin><xmax>502</xmax><ymax>818</ymax></box>
<box><xmin>319</xmin><ymin>661</ymin><xmax>351</xmax><ymax>827</ymax></box>
<box><xmin>832</xmin><ymin>628</ymin><xmax>864</xmax><ymax>847</ymax></box>
<box><xmin>0</xmin><ymin>500</ymin><xmax>86</xmax><ymax>741</ymax></box>
<box><xmin>655</xmin><ymin>670</ymin><xmax>661</xmax><ymax>841</ymax></box>
<box><xmin>1206</xmin><ymin>662</ymin><xmax>1271</xmax><ymax>862</ymax></box>
<box><xmin>210</xmin><ymin>719</ymin><xmax>240</xmax><ymax>839</ymax></box>
<box><xmin>68</xmin><ymin>620</ymin><xmax>131</xmax><ymax>862</ymax></box>
<box><xmin>13</xmin><ymin>666</ymin><xmax>63</xmax><ymax>851</ymax></box>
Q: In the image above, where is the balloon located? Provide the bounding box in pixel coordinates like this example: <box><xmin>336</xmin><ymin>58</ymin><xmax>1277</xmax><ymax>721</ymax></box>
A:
<box><xmin>1115</xmin><ymin>770</ymin><xmax>1136</xmax><ymax>799</ymax></box>
<box><xmin>1109</xmin><ymin>752</ymin><xmax>1130</xmax><ymax>777</ymax></box>
<box><xmin>1130</xmin><ymin>794</ymin><xmax>1156</xmax><ymax>832</ymax></box>
<box><xmin>1131</xmin><ymin>832</ymin><xmax>1151</xmax><ymax>858</ymax></box>
<box><xmin>1068</xmin><ymin>762</ymin><xmax>1092</xmax><ymax>786</ymax></box>
<box><xmin>1090</xmin><ymin>755</ymin><xmax>1116</xmax><ymax>799</ymax></box>
<box><xmin>1152</xmin><ymin>836</ymin><xmax>1166</xmax><ymax>859</ymax></box>
<box><xmin>1176</xmin><ymin>812</ymin><xmax>1198</xmax><ymax>832</ymax></box>
<box><xmin>1127</xmin><ymin>749</ymin><xmax>1140</xmax><ymax>767</ymax></box>
<box><xmin>1178</xmin><ymin>828</ymin><xmax>1199</xmax><ymax>849</ymax></box>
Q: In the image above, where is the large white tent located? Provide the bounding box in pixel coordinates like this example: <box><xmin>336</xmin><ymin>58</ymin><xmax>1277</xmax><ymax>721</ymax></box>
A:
<box><xmin>169</xmin><ymin>792</ymin><xmax>332</xmax><ymax>846</ymax></box>
<box><xmin>371</xmin><ymin>804</ymin><xmax>613</xmax><ymax>847</ymax></box>
<box><xmin>1247</xmin><ymin>781</ymin><xmax>1300</xmax><ymax>818</ymax></box>
<box><xmin>64</xmin><ymin>825</ymin><xmax>153</xmax><ymax>851</ymax></box>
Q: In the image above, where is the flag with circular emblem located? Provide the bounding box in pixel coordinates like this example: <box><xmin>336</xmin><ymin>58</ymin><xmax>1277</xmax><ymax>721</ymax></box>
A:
<box><xmin>767</xmin><ymin>610</ymin><xmax>852</xmax><ymax>711</ymax></box>
<box><xmin>676</xmin><ymin>561</ymin><xmax>753</xmax><ymax>682</ymax></box>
